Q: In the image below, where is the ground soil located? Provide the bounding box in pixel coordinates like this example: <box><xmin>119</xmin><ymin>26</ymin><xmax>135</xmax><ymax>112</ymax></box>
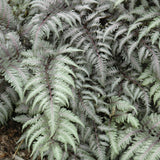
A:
<box><xmin>0</xmin><ymin>121</ymin><xmax>30</xmax><ymax>160</ymax></box>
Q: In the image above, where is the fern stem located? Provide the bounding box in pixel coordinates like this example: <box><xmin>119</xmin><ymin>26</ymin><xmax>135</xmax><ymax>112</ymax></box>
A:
<box><xmin>12</xmin><ymin>139</ymin><xmax>24</xmax><ymax>159</ymax></box>
<box><xmin>93</xmin><ymin>121</ymin><xmax>102</xmax><ymax>158</ymax></box>
<box><xmin>83</xmin><ymin>25</ymin><xmax>100</xmax><ymax>57</ymax></box>
<box><xmin>119</xmin><ymin>130</ymin><xmax>141</xmax><ymax>147</ymax></box>
<box><xmin>0</xmin><ymin>42</ymin><xmax>10</xmax><ymax>57</ymax></box>
<box><xmin>35</xmin><ymin>14</ymin><xmax>51</xmax><ymax>43</ymax></box>
<box><xmin>121</xmin><ymin>72</ymin><xmax>143</xmax><ymax>90</ymax></box>
<box><xmin>142</xmin><ymin>40</ymin><xmax>160</xmax><ymax>78</ymax></box>
<box><xmin>140</xmin><ymin>138</ymin><xmax>160</xmax><ymax>159</ymax></box>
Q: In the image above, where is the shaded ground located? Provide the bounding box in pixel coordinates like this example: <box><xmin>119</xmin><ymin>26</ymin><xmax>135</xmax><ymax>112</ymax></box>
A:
<box><xmin>0</xmin><ymin>121</ymin><xmax>30</xmax><ymax>160</ymax></box>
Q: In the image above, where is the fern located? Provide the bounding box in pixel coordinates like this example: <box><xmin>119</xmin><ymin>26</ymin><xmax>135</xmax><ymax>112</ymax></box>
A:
<box><xmin>0</xmin><ymin>0</ymin><xmax>16</xmax><ymax>29</ymax></box>
<box><xmin>118</xmin><ymin>114</ymin><xmax>160</xmax><ymax>160</ymax></box>
<box><xmin>1</xmin><ymin>0</ymin><xmax>160</xmax><ymax>160</ymax></box>
<box><xmin>0</xmin><ymin>87</ymin><xmax>17</xmax><ymax>125</ymax></box>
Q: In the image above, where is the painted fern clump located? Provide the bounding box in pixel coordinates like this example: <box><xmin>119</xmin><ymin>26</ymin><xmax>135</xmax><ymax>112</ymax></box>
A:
<box><xmin>1</xmin><ymin>0</ymin><xmax>160</xmax><ymax>159</ymax></box>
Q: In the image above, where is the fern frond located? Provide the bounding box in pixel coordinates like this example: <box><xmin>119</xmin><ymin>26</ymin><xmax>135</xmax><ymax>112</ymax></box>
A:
<box><xmin>28</xmin><ymin>0</ymin><xmax>81</xmax><ymax>50</ymax></box>
<box><xmin>4</xmin><ymin>65</ymin><xmax>28</xmax><ymax>102</ymax></box>
<box><xmin>108</xmin><ymin>125</ymin><xmax>119</xmax><ymax>159</ymax></box>
<box><xmin>151</xmin><ymin>31</ymin><xmax>159</xmax><ymax>45</ymax></box>
<box><xmin>0</xmin><ymin>0</ymin><xmax>16</xmax><ymax>29</ymax></box>
<box><xmin>114</xmin><ymin>0</ymin><xmax>126</xmax><ymax>7</ymax></box>
<box><xmin>103</xmin><ymin>22</ymin><xmax>120</xmax><ymax>40</ymax></box>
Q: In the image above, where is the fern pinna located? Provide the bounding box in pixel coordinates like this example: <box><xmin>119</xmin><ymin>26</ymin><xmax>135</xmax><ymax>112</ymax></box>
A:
<box><xmin>1</xmin><ymin>0</ymin><xmax>160</xmax><ymax>160</ymax></box>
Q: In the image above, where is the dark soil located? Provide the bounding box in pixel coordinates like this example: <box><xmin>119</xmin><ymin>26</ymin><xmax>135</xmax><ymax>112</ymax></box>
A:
<box><xmin>0</xmin><ymin>121</ymin><xmax>30</xmax><ymax>160</ymax></box>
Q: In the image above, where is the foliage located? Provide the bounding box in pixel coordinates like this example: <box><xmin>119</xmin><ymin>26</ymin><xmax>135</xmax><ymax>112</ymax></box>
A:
<box><xmin>1</xmin><ymin>0</ymin><xmax>160</xmax><ymax>159</ymax></box>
